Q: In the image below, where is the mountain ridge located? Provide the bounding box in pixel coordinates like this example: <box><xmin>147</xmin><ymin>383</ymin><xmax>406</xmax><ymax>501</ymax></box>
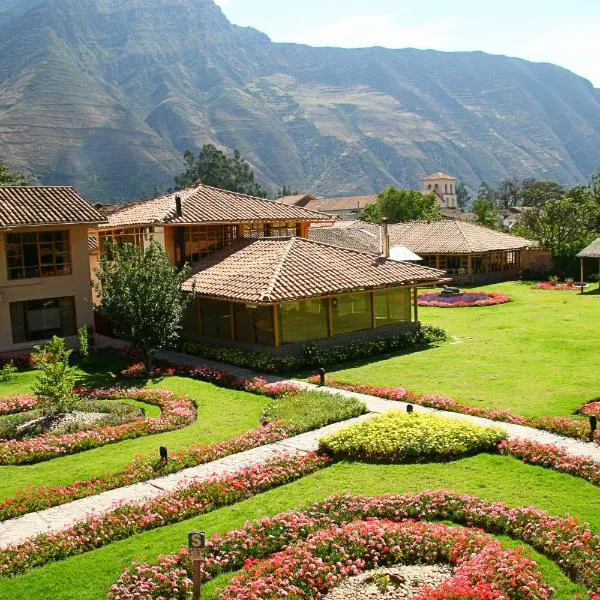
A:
<box><xmin>1</xmin><ymin>0</ymin><xmax>600</xmax><ymax>202</ymax></box>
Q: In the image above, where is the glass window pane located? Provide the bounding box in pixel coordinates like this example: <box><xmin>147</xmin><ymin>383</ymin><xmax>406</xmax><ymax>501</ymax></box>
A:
<box><xmin>331</xmin><ymin>293</ymin><xmax>372</xmax><ymax>335</ymax></box>
<box><xmin>279</xmin><ymin>299</ymin><xmax>328</xmax><ymax>344</ymax></box>
<box><xmin>375</xmin><ymin>288</ymin><xmax>410</xmax><ymax>327</ymax></box>
<box><xmin>200</xmin><ymin>300</ymin><xmax>231</xmax><ymax>339</ymax></box>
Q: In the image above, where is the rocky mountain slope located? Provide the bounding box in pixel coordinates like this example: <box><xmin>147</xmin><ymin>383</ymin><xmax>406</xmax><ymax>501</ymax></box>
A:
<box><xmin>1</xmin><ymin>0</ymin><xmax>600</xmax><ymax>201</ymax></box>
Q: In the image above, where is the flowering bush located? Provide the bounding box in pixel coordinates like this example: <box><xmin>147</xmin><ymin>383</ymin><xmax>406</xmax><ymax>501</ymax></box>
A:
<box><xmin>418</xmin><ymin>291</ymin><xmax>512</xmax><ymax>308</ymax></box>
<box><xmin>499</xmin><ymin>438</ymin><xmax>600</xmax><ymax>486</ymax></box>
<box><xmin>0</xmin><ymin>353</ymin><xmax>35</xmax><ymax>371</ymax></box>
<box><xmin>579</xmin><ymin>401</ymin><xmax>600</xmax><ymax>417</ymax></box>
<box><xmin>0</xmin><ymin>388</ymin><xmax>196</xmax><ymax>465</ymax></box>
<box><xmin>111</xmin><ymin>490</ymin><xmax>600</xmax><ymax>600</ymax></box>
<box><xmin>319</xmin><ymin>411</ymin><xmax>507</xmax><ymax>462</ymax></box>
<box><xmin>221</xmin><ymin>520</ymin><xmax>549</xmax><ymax>600</ymax></box>
<box><xmin>0</xmin><ymin>395</ymin><xmax>37</xmax><ymax>415</ymax></box>
<box><xmin>532</xmin><ymin>281</ymin><xmax>580</xmax><ymax>290</ymax></box>
<box><xmin>0</xmin><ymin>452</ymin><xmax>330</xmax><ymax>577</ymax></box>
<box><xmin>311</xmin><ymin>378</ymin><xmax>599</xmax><ymax>444</ymax></box>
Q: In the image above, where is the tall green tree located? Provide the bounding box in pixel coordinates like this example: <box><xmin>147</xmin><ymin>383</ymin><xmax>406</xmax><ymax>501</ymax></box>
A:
<box><xmin>520</xmin><ymin>178</ymin><xmax>564</xmax><ymax>207</ymax></box>
<box><xmin>496</xmin><ymin>178</ymin><xmax>520</xmax><ymax>209</ymax></box>
<box><xmin>455</xmin><ymin>181</ymin><xmax>471</xmax><ymax>211</ymax></box>
<box><xmin>472</xmin><ymin>198</ymin><xmax>499</xmax><ymax>229</ymax></box>
<box><xmin>174</xmin><ymin>144</ymin><xmax>267</xmax><ymax>197</ymax></box>
<box><xmin>362</xmin><ymin>187</ymin><xmax>442</xmax><ymax>224</ymax></box>
<box><xmin>513</xmin><ymin>195</ymin><xmax>599</xmax><ymax>258</ymax></box>
<box><xmin>476</xmin><ymin>181</ymin><xmax>496</xmax><ymax>205</ymax></box>
<box><xmin>93</xmin><ymin>240</ymin><xmax>192</xmax><ymax>373</ymax></box>
<box><xmin>0</xmin><ymin>159</ymin><xmax>27</xmax><ymax>186</ymax></box>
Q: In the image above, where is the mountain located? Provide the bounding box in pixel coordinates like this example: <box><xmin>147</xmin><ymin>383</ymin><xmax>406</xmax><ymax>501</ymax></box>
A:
<box><xmin>2</xmin><ymin>0</ymin><xmax>600</xmax><ymax>202</ymax></box>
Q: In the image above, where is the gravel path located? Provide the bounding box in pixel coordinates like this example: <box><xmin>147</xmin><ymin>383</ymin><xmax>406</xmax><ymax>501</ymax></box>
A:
<box><xmin>2</xmin><ymin>347</ymin><xmax>599</xmax><ymax>548</ymax></box>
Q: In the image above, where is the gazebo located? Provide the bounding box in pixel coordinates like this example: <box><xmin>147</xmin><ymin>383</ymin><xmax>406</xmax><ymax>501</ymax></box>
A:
<box><xmin>577</xmin><ymin>238</ymin><xmax>600</xmax><ymax>289</ymax></box>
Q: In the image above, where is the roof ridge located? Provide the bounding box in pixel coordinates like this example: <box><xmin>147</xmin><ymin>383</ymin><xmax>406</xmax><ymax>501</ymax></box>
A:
<box><xmin>260</xmin><ymin>237</ymin><xmax>296</xmax><ymax>302</ymax></box>
<box><xmin>300</xmin><ymin>234</ymin><xmax>384</xmax><ymax>258</ymax></box>
<box><xmin>454</xmin><ymin>220</ymin><xmax>474</xmax><ymax>252</ymax></box>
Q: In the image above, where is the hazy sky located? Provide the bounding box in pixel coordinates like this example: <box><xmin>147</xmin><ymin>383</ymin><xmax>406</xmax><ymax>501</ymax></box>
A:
<box><xmin>214</xmin><ymin>0</ymin><xmax>600</xmax><ymax>86</ymax></box>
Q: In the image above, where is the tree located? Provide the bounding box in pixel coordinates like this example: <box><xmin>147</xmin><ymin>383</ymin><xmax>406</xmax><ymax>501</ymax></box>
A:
<box><xmin>93</xmin><ymin>240</ymin><xmax>193</xmax><ymax>373</ymax></box>
<box><xmin>476</xmin><ymin>181</ymin><xmax>496</xmax><ymax>205</ymax></box>
<box><xmin>521</xmin><ymin>178</ymin><xmax>564</xmax><ymax>207</ymax></box>
<box><xmin>472</xmin><ymin>198</ymin><xmax>499</xmax><ymax>229</ymax></box>
<box><xmin>277</xmin><ymin>184</ymin><xmax>298</xmax><ymax>197</ymax></box>
<box><xmin>174</xmin><ymin>144</ymin><xmax>267</xmax><ymax>197</ymax></box>
<box><xmin>32</xmin><ymin>337</ymin><xmax>78</xmax><ymax>415</ymax></box>
<box><xmin>455</xmin><ymin>181</ymin><xmax>471</xmax><ymax>211</ymax></box>
<box><xmin>362</xmin><ymin>187</ymin><xmax>442</xmax><ymax>224</ymax></box>
<box><xmin>513</xmin><ymin>195</ymin><xmax>599</xmax><ymax>258</ymax></box>
<box><xmin>0</xmin><ymin>159</ymin><xmax>27</xmax><ymax>186</ymax></box>
<box><xmin>496</xmin><ymin>178</ymin><xmax>520</xmax><ymax>209</ymax></box>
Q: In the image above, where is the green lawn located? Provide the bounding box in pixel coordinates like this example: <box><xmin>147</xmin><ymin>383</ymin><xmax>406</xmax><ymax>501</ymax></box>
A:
<box><xmin>2</xmin><ymin>455</ymin><xmax>598</xmax><ymax>600</ymax></box>
<box><xmin>326</xmin><ymin>281</ymin><xmax>600</xmax><ymax>417</ymax></box>
<box><xmin>0</xmin><ymin>356</ymin><xmax>267</xmax><ymax>500</ymax></box>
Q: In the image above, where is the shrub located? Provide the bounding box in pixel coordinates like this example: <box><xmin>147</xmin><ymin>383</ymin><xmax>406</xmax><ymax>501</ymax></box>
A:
<box><xmin>262</xmin><ymin>391</ymin><xmax>367</xmax><ymax>432</ymax></box>
<box><xmin>0</xmin><ymin>360</ymin><xmax>17</xmax><ymax>383</ymax></box>
<box><xmin>318</xmin><ymin>411</ymin><xmax>507</xmax><ymax>462</ymax></box>
<box><xmin>77</xmin><ymin>326</ymin><xmax>89</xmax><ymax>360</ymax></box>
<box><xmin>31</xmin><ymin>337</ymin><xmax>79</xmax><ymax>415</ymax></box>
<box><xmin>180</xmin><ymin>324</ymin><xmax>447</xmax><ymax>373</ymax></box>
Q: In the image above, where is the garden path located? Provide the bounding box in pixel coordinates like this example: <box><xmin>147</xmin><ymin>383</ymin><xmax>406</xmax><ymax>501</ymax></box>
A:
<box><xmin>2</xmin><ymin>348</ymin><xmax>599</xmax><ymax>548</ymax></box>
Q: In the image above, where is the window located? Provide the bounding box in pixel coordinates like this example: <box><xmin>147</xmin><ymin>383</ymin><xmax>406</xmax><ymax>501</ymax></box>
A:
<box><xmin>234</xmin><ymin>304</ymin><xmax>274</xmax><ymax>345</ymax></box>
<box><xmin>199</xmin><ymin>299</ymin><xmax>232</xmax><ymax>339</ymax></box>
<box><xmin>10</xmin><ymin>297</ymin><xmax>76</xmax><ymax>343</ymax></box>
<box><xmin>182</xmin><ymin>225</ymin><xmax>237</xmax><ymax>261</ymax></box>
<box><xmin>331</xmin><ymin>293</ymin><xmax>372</xmax><ymax>335</ymax></box>
<box><xmin>243</xmin><ymin>222</ymin><xmax>298</xmax><ymax>238</ymax></box>
<box><xmin>98</xmin><ymin>228</ymin><xmax>151</xmax><ymax>254</ymax></box>
<box><xmin>279</xmin><ymin>299</ymin><xmax>328</xmax><ymax>344</ymax></box>
<box><xmin>374</xmin><ymin>288</ymin><xmax>410</xmax><ymax>327</ymax></box>
<box><xmin>6</xmin><ymin>231</ymin><xmax>71</xmax><ymax>280</ymax></box>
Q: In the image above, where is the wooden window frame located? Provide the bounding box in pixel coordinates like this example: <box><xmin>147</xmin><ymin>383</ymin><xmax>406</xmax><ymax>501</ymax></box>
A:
<box><xmin>6</xmin><ymin>230</ymin><xmax>72</xmax><ymax>280</ymax></box>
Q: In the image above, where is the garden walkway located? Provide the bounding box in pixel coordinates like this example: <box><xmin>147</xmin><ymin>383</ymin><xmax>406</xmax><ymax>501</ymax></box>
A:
<box><xmin>2</xmin><ymin>348</ymin><xmax>599</xmax><ymax>548</ymax></box>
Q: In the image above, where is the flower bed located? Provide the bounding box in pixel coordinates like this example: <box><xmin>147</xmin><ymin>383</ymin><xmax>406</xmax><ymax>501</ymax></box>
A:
<box><xmin>110</xmin><ymin>490</ymin><xmax>600</xmax><ymax>600</ymax></box>
<box><xmin>309</xmin><ymin>378</ymin><xmax>599</xmax><ymax>445</ymax></box>
<box><xmin>418</xmin><ymin>291</ymin><xmax>512</xmax><ymax>307</ymax></box>
<box><xmin>579</xmin><ymin>401</ymin><xmax>600</xmax><ymax>417</ymax></box>
<box><xmin>0</xmin><ymin>452</ymin><xmax>330</xmax><ymax>577</ymax></box>
<box><xmin>532</xmin><ymin>282</ymin><xmax>579</xmax><ymax>290</ymax></box>
<box><xmin>319</xmin><ymin>411</ymin><xmax>507</xmax><ymax>462</ymax></box>
<box><xmin>0</xmin><ymin>395</ymin><xmax>37</xmax><ymax>415</ymax></box>
<box><xmin>221</xmin><ymin>520</ymin><xmax>549</xmax><ymax>600</ymax></box>
<box><xmin>499</xmin><ymin>438</ymin><xmax>600</xmax><ymax>486</ymax></box>
<box><xmin>0</xmin><ymin>388</ymin><xmax>196</xmax><ymax>465</ymax></box>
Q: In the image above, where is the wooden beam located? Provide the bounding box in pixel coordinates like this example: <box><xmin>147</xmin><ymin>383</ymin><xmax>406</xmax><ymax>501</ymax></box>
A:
<box><xmin>273</xmin><ymin>304</ymin><xmax>281</xmax><ymax>347</ymax></box>
<box><xmin>370</xmin><ymin>291</ymin><xmax>376</xmax><ymax>329</ymax></box>
<box><xmin>413</xmin><ymin>287</ymin><xmax>419</xmax><ymax>323</ymax></box>
<box><xmin>229</xmin><ymin>302</ymin><xmax>236</xmax><ymax>341</ymax></box>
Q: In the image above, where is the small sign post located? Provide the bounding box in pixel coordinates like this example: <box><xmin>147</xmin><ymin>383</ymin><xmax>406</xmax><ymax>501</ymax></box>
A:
<box><xmin>188</xmin><ymin>531</ymin><xmax>206</xmax><ymax>599</ymax></box>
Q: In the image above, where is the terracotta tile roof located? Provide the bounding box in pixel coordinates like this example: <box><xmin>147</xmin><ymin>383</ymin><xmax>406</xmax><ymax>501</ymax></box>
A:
<box><xmin>88</xmin><ymin>236</ymin><xmax>98</xmax><ymax>252</ymax></box>
<box><xmin>0</xmin><ymin>186</ymin><xmax>105</xmax><ymax>228</ymax></box>
<box><xmin>100</xmin><ymin>184</ymin><xmax>333</xmax><ymax>228</ymax></box>
<box><xmin>303</xmin><ymin>194</ymin><xmax>377</xmax><ymax>213</ymax></box>
<box><xmin>309</xmin><ymin>224</ymin><xmax>379</xmax><ymax>254</ymax></box>
<box><xmin>577</xmin><ymin>238</ymin><xmax>600</xmax><ymax>258</ymax></box>
<box><xmin>311</xmin><ymin>220</ymin><xmax>532</xmax><ymax>255</ymax></box>
<box><xmin>182</xmin><ymin>237</ymin><xmax>444</xmax><ymax>303</ymax></box>
<box><xmin>422</xmin><ymin>171</ymin><xmax>456</xmax><ymax>181</ymax></box>
<box><xmin>276</xmin><ymin>193</ymin><xmax>317</xmax><ymax>205</ymax></box>
<box><xmin>386</xmin><ymin>220</ymin><xmax>532</xmax><ymax>254</ymax></box>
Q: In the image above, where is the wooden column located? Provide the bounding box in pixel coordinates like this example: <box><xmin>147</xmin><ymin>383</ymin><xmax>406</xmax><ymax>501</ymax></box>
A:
<box><xmin>196</xmin><ymin>299</ymin><xmax>202</xmax><ymax>336</ymax></box>
<box><xmin>229</xmin><ymin>302</ymin><xmax>236</xmax><ymax>340</ymax></box>
<box><xmin>467</xmin><ymin>255</ymin><xmax>472</xmax><ymax>275</ymax></box>
<box><xmin>435</xmin><ymin>255</ymin><xmax>440</xmax><ymax>270</ymax></box>
<box><xmin>580</xmin><ymin>258</ymin><xmax>585</xmax><ymax>294</ymax></box>
<box><xmin>370</xmin><ymin>291</ymin><xmax>376</xmax><ymax>329</ymax></box>
<box><xmin>327</xmin><ymin>298</ymin><xmax>333</xmax><ymax>338</ymax></box>
<box><xmin>413</xmin><ymin>287</ymin><xmax>419</xmax><ymax>323</ymax></box>
<box><xmin>272</xmin><ymin>304</ymin><xmax>281</xmax><ymax>347</ymax></box>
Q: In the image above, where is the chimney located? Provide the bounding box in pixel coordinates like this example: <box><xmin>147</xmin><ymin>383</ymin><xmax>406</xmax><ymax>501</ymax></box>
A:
<box><xmin>381</xmin><ymin>217</ymin><xmax>390</xmax><ymax>258</ymax></box>
<box><xmin>175</xmin><ymin>194</ymin><xmax>182</xmax><ymax>217</ymax></box>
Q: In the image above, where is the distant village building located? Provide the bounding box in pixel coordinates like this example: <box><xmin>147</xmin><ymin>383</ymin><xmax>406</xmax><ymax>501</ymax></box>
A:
<box><xmin>421</xmin><ymin>172</ymin><xmax>458</xmax><ymax>209</ymax></box>
<box><xmin>299</xmin><ymin>194</ymin><xmax>377</xmax><ymax>221</ymax></box>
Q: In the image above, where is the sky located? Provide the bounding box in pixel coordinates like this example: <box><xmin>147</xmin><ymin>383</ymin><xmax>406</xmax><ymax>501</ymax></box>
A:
<box><xmin>213</xmin><ymin>0</ymin><xmax>600</xmax><ymax>87</ymax></box>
